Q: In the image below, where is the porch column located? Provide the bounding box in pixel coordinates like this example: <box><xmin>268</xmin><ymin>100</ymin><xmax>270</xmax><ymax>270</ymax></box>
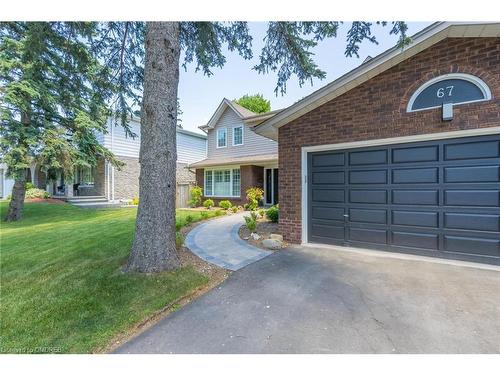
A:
<box><xmin>29</xmin><ymin>163</ymin><xmax>37</xmax><ymax>187</ymax></box>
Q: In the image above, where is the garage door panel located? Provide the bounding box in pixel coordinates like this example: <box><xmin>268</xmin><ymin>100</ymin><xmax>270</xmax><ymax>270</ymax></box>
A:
<box><xmin>392</xmin><ymin>168</ymin><xmax>439</xmax><ymax>184</ymax></box>
<box><xmin>392</xmin><ymin>231</ymin><xmax>439</xmax><ymax>250</ymax></box>
<box><xmin>350</xmin><ymin>190</ymin><xmax>387</xmax><ymax>204</ymax></box>
<box><xmin>444</xmin><ymin>190</ymin><xmax>499</xmax><ymax>207</ymax></box>
<box><xmin>349</xmin><ymin>170</ymin><xmax>387</xmax><ymax>184</ymax></box>
<box><xmin>444</xmin><ymin>213</ymin><xmax>500</xmax><ymax>232</ymax></box>
<box><xmin>444</xmin><ymin>165</ymin><xmax>499</xmax><ymax>183</ymax></box>
<box><xmin>308</xmin><ymin>134</ymin><xmax>500</xmax><ymax>263</ymax></box>
<box><xmin>392</xmin><ymin>190</ymin><xmax>439</xmax><ymax>205</ymax></box>
<box><xmin>312</xmin><ymin>171</ymin><xmax>345</xmax><ymax>184</ymax></box>
<box><xmin>311</xmin><ymin>223</ymin><xmax>345</xmax><ymax>241</ymax></box>
<box><xmin>349</xmin><ymin>149</ymin><xmax>387</xmax><ymax>165</ymax></box>
<box><xmin>444</xmin><ymin>235</ymin><xmax>500</xmax><ymax>257</ymax></box>
<box><xmin>392</xmin><ymin>210</ymin><xmax>439</xmax><ymax>228</ymax></box>
<box><xmin>349</xmin><ymin>208</ymin><xmax>387</xmax><ymax>224</ymax></box>
<box><xmin>444</xmin><ymin>140</ymin><xmax>499</xmax><ymax>161</ymax></box>
<box><xmin>312</xmin><ymin>153</ymin><xmax>344</xmax><ymax>167</ymax></box>
<box><xmin>392</xmin><ymin>145</ymin><xmax>439</xmax><ymax>163</ymax></box>
<box><xmin>312</xmin><ymin>206</ymin><xmax>345</xmax><ymax>221</ymax></box>
<box><xmin>349</xmin><ymin>228</ymin><xmax>387</xmax><ymax>244</ymax></box>
<box><xmin>312</xmin><ymin>189</ymin><xmax>345</xmax><ymax>203</ymax></box>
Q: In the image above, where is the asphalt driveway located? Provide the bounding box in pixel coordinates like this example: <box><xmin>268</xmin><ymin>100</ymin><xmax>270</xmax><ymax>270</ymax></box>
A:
<box><xmin>115</xmin><ymin>246</ymin><xmax>500</xmax><ymax>354</ymax></box>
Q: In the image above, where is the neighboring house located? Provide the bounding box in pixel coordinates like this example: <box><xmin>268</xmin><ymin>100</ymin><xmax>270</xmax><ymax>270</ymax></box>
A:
<box><xmin>35</xmin><ymin>117</ymin><xmax>206</xmax><ymax>205</ymax></box>
<box><xmin>254</xmin><ymin>22</ymin><xmax>500</xmax><ymax>264</ymax></box>
<box><xmin>189</xmin><ymin>99</ymin><xmax>281</xmax><ymax>206</ymax></box>
<box><xmin>0</xmin><ymin>164</ymin><xmax>15</xmax><ymax>199</ymax></box>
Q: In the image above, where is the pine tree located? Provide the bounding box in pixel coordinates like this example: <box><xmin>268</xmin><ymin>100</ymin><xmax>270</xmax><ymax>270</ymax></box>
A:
<box><xmin>0</xmin><ymin>22</ymin><xmax>122</xmax><ymax>221</ymax></box>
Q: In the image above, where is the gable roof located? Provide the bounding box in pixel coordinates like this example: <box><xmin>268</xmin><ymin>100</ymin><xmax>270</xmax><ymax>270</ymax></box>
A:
<box><xmin>200</xmin><ymin>98</ymin><xmax>257</xmax><ymax>131</ymax></box>
<box><xmin>254</xmin><ymin>22</ymin><xmax>500</xmax><ymax>141</ymax></box>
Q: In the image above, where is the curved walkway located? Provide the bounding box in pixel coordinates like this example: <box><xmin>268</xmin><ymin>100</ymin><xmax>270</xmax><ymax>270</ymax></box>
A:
<box><xmin>186</xmin><ymin>212</ymin><xmax>271</xmax><ymax>271</ymax></box>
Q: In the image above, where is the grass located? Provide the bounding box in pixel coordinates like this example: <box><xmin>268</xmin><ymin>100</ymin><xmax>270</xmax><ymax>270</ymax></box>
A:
<box><xmin>0</xmin><ymin>201</ymin><xmax>220</xmax><ymax>353</ymax></box>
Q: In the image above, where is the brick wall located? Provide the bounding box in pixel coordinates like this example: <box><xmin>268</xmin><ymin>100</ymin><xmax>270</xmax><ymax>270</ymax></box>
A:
<box><xmin>279</xmin><ymin>37</ymin><xmax>500</xmax><ymax>243</ymax></box>
<box><xmin>113</xmin><ymin>156</ymin><xmax>140</xmax><ymax>199</ymax></box>
<box><xmin>195</xmin><ymin>165</ymin><xmax>264</xmax><ymax>206</ymax></box>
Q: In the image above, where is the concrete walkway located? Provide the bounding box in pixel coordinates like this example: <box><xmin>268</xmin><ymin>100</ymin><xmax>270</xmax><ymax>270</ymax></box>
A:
<box><xmin>185</xmin><ymin>212</ymin><xmax>271</xmax><ymax>271</ymax></box>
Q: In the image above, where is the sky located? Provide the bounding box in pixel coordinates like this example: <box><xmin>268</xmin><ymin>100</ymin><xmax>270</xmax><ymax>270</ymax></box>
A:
<box><xmin>177</xmin><ymin>22</ymin><xmax>432</xmax><ymax>134</ymax></box>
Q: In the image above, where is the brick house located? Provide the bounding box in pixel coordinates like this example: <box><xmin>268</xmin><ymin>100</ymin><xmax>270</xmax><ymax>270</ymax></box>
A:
<box><xmin>254</xmin><ymin>22</ymin><xmax>500</xmax><ymax>264</ymax></box>
<box><xmin>190</xmin><ymin>99</ymin><xmax>281</xmax><ymax>206</ymax></box>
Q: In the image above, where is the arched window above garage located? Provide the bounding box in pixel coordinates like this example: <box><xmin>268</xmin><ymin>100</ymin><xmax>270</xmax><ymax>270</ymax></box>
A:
<box><xmin>407</xmin><ymin>73</ymin><xmax>492</xmax><ymax>112</ymax></box>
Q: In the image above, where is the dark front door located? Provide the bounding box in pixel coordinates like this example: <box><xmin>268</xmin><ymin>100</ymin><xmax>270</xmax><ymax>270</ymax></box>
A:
<box><xmin>307</xmin><ymin>134</ymin><xmax>500</xmax><ymax>264</ymax></box>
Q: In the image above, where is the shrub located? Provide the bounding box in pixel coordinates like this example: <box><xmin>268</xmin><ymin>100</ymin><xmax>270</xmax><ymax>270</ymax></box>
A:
<box><xmin>131</xmin><ymin>197</ymin><xmax>139</xmax><ymax>205</ymax></box>
<box><xmin>244</xmin><ymin>211</ymin><xmax>258</xmax><ymax>232</ymax></box>
<box><xmin>185</xmin><ymin>214</ymin><xmax>194</xmax><ymax>224</ymax></box>
<box><xmin>215</xmin><ymin>209</ymin><xmax>224</xmax><ymax>216</ymax></box>
<box><xmin>245</xmin><ymin>187</ymin><xmax>264</xmax><ymax>211</ymax></box>
<box><xmin>25</xmin><ymin>188</ymin><xmax>49</xmax><ymax>199</ymax></box>
<box><xmin>25</xmin><ymin>182</ymin><xmax>35</xmax><ymax>190</ymax></box>
<box><xmin>200</xmin><ymin>211</ymin><xmax>209</xmax><ymax>219</ymax></box>
<box><xmin>175</xmin><ymin>221</ymin><xmax>183</xmax><ymax>231</ymax></box>
<box><xmin>231</xmin><ymin>206</ymin><xmax>238</xmax><ymax>213</ymax></box>
<box><xmin>189</xmin><ymin>185</ymin><xmax>203</xmax><ymax>207</ymax></box>
<box><xmin>203</xmin><ymin>199</ymin><xmax>214</xmax><ymax>209</ymax></box>
<box><xmin>266</xmin><ymin>205</ymin><xmax>279</xmax><ymax>223</ymax></box>
<box><xmin>218</xmin><ymin>200</ymin><xmax>232</xmax><ymax>210</ymax></box>
<box><xmin>175</xmin><ymin>232</ymin><xmax>184</xmax><ymax>249</ymax></box>
<box><xmin>258</xmin><ymin>209</ymin><xmax>265</xmax><ymax>218</ymax></box>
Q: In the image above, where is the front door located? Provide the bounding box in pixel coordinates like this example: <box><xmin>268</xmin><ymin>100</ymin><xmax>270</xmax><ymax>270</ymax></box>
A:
<box><xmin>265</xmin><ymin>168</ymin><xmax>279</xmax><ymax>206</ymax></box>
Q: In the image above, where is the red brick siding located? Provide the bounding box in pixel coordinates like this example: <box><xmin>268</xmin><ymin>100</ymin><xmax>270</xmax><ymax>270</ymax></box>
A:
<box><xmin>278</xmin><ymin>37</ymin><xmax>500</xmax><ymax>243</ymax></box>
<box><xmin>194</xmin><ymin>165</ymin><xmax>264</xmax><ymax>207</ymax></box>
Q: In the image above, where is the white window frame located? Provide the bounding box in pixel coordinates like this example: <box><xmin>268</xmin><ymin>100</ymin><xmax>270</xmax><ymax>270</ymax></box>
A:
<box><xmin>407</xmin><ymin>73</ymin><xmax>492</xmax><ymax>113</ymax></box>
<box><xmin>232</xmin><ymin>125</ymin><xmax>244</xmax><ymax>146</ymax></box>
<box><xmin>216</xmin><ymin>128</ymin><xmax>227</xmax><ymax>148</ymax></box>
<box><xmin>204</xmin><ymin>167</ymin><xmax>241</xmax><ymax>198</ymax></box>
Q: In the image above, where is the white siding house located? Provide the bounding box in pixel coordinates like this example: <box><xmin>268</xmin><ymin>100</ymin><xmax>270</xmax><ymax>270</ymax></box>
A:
<box><xmin>0</xmin><ymin>164</ymin><xmax>15</xmax><ymax>199</ymax></box>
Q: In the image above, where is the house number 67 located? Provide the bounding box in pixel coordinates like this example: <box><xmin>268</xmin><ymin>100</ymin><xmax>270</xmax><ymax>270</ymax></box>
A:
<box><xmin>436</xmin><ymin>85</ymin><xmax>454</xmax><ymax>98</ymax></box>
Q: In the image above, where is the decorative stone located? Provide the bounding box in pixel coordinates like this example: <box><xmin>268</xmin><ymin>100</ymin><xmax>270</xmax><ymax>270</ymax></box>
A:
<box><xmin>270</xmin><ymin>234</ymin><xmax>283</xmax><ymax>242</ymax></box>
<box><xmin>251</xmin><ymin>233</ymin><xmax>261</xmax><ymax>240</ymax></box>
<box><xmin>262</xmin><ymin>238</ymin><xmax>282</xmax><ymax>250</ymax></box>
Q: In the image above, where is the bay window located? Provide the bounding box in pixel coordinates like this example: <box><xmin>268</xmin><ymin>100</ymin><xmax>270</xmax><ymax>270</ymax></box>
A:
<box><xmin>204</xmin><ymin>168</ymin><xmax>240</xmax><ymax>197</ymax></box>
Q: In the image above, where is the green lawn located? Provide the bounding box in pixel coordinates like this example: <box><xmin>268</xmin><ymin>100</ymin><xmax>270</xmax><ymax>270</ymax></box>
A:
<box><xmin>0</xmin><ymin>201</ymin><xmax>219</xmax><ymax>353</ymax></box>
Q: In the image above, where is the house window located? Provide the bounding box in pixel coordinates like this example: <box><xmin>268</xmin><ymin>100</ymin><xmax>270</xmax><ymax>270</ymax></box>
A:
<box><xmin>204</xmin><ymin>168</ymin><xmax>240</xmax><ymax>197</ymax></box>
<box><xmin>217</xmin><ymin>128</ymin><xmax>227</xmax><ymax>148</ymax></box>
<box><xmin>75</xmin><ymin>166</ymin><xmax>95</xmax><ymax>185</ymax></box>
<box><xmin>232</xmin><ymin>169</ymin><xmax>240</xmax><ymax>195</ymax></box>
<box><xmin>205</xmin><ymin>170</ymin><xmax>213</xmax><ymax>196</ymax></box>
<box><xmin>233</xmin><ymin>126</ymin><xmax>243</xmax><ymax>146</ymax></box>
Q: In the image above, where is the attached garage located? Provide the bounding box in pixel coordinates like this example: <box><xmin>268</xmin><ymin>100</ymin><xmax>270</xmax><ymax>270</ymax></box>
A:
<box><xmin>254</xmin><ymin>22</ymin><xmax>500</xmax><ymax>265</ymax></box>
<box><xmin>307</xmin><ymin>134</ymin><xmax>500</xmax><ymax>261</ymax></box>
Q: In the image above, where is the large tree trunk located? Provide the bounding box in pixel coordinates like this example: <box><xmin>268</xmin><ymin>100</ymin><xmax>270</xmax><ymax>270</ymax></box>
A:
<box><xmin>5</xmin><ymin>171</ymin><xmax>27</xmax><ymax>222</ymax></box>
<box><xmin>125</xmin><ymin>22</ymin><xmax>181</xmax><ymax>273</ymax></box>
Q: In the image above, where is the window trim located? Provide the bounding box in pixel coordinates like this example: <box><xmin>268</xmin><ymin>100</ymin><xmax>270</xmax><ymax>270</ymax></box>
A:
<box><xmin>204</xmin><ymin>167</ymin><xmax>241</xmax><ymax>198</ymax></box>
<box><xmin>407</xmin><ymin>73</ymin><xmax>492</xmax><ymax>113</ymax></box>
<box><xmin>216</xmin><ymin>128</ymin><xmax>227</xmax><ymax>148</ymax></box>
<box><xmin>232</xmin><ymin>125</ymin><xmax>244</xmax><ymax>146</ymax></box>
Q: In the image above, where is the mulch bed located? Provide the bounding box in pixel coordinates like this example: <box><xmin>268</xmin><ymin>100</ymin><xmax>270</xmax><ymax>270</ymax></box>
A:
<box><xmin>239</xmin><ymin>219</ymin><xmax>282</xmax><ymax>250</ymax></box>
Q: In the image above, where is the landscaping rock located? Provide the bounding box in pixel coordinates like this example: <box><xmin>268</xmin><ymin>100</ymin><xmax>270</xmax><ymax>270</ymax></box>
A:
<box><xmin>270</xmin><ymin>234</ymin><xmax>283</xmax><ymax>242</ymax></box>
<box><xmin>251</xmin><ymin>233</ymin><xmax>261</xmax><ymax>241</ymax></box>
<box><xmin>262</xmin><ymin>238</ymin><xmax>282</xmax><ymax>250</ymax></box>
